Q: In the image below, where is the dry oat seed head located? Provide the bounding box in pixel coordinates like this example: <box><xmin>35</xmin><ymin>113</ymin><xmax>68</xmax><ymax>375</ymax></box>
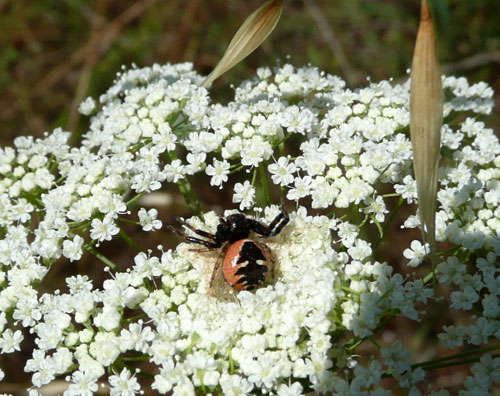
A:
<box><xmin>410</xmin><ymin>0</ymin><xmax>443</xmax><ymax>260</ymax></box>
<box><xmin>201</xmin><ymin>0</ymin><xmax>283</xmax><ymax>88</ymax></box>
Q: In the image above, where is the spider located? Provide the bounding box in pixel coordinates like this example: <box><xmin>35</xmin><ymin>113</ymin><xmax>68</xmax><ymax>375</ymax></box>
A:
<box><xmin>169</xmin><ymin>208</ymin><xmax>289</xmax><ymax>291</ymax></box>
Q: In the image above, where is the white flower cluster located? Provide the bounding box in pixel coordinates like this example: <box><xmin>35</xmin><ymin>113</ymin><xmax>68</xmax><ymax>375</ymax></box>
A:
<box><xmin>17</xmin><ymin>208</ymin><xmax>437</xmax><ymax>395</ymax></box>
<box><xmin>0</xmin><ymin>62</ymin><xmax>499</xmax><ymax>394</ymax></box>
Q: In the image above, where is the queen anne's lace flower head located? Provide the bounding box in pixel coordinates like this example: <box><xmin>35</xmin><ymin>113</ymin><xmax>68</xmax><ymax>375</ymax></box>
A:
<box><xmin>0</xmin><ymin>62</ymin><xmax>499</xmax><ymax>395</ymax></box>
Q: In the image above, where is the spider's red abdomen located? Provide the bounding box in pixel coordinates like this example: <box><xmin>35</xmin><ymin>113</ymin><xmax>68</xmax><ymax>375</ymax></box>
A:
<box><xmin>223</xmin><ymin>239</ymin><xmax>273</xmax><ymax>291</ymax></box>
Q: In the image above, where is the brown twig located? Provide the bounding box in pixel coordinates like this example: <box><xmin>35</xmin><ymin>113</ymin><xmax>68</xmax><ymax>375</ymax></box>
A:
<box><xmin>66</xmin><ymin>1</ymin><xmax>108</xmax><ymax>134</ymax></box>
<box><xmin>35</xmin><ymin>0</ymin><xmax>161</xmax><ymax>95</ymax></box>
<box><xmin>166</xmin><ymin>0</ymin><xmax>199</xmax><ymax>63</ymax></box>
<box><xmin>442</xmin><ymin>50</ymin><xmax>500</xmax><ymax>73</ymax></box>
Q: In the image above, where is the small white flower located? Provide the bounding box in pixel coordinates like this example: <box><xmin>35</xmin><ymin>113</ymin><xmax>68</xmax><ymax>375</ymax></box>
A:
<box><xmin>381</xmin><ymin>341</ymin><xmax>412</xmax><ymax>375</ymax></box>
<box><xmin>64</xmin><ymin>370</ymin><xmax>99</xmax><ymax>396</ymax></box>
<box><xmin>185</xmin><ymin>152</ymin><xmax>206</xmax><ymax>175</ymax></box>
<box><xmin>287</xmin><ymin>176</ymin><xmax>312</xmax><ymax>201</ymax></box>
<box><xmin>164</xmin><ymin>159</ymin><xmax>185</xmax><ymax>183</ymax></box>
<box><xmin>205</xmin><ymin>159</ymin><xmax>230</xmax><ymax>188</ymax></box>
<box><xmin>277</xmin><ymin>381</ymin><xmax>303</xmax><ymax>396</ymax></box>
<box><xmin>394</xmin><ymin>175</ymin><xmax>418</xmax><ymax>203</ymax></box>
<box><xmin>450</xmin><ymin>286</ymin><xmax>479</xmax><ymax>311</ymax></box>
<box><xmin>120</xmin><ymin>321</ymin><xmax>154</xmax><ymax>353</ymax></box>
<box><xmin>0</xmin><ymin>328</ymin><xmax>23</xmax><ymax>353</ymax></box>
<box><xmin>438</xmin><ymin>325</ymin><xmax>466</xmax><ymax>349</ymax></box>
<box><xmin>109</xmin><ymin>368</ymin><xmax>141</xmax><ymax>396</ymax></box>
<box><xmin>403</xmin><ymin>240</ymin><xmax>428</xmax><ymax>267</ymax></box>
<box><xmin>268</xmin><ymin>157</ymin><xmax>296</xmax><ymax>186</ymax></box>
<box><xmin>63</xmin><ymin>235</ymin><xmax>85</xmax><ymax>262</ymax></box>
<box><xmin>138</xmin><ymin>208</ymin><xmax>162</xmax><ymax>232</ymax></box>
<box><xmin>90</xmin><ymin>214</ymin><xmax>120</xmax><ymax>243</ymax></box>
<box><xmin>233</xmin><ymin>181</ymin><xmax>255</xmax><ymax>210</ymax></box>
<box><xmin>78</xmin><ymin>97</ymin><xmax>96</xmax><ymax>115</ymax></box>
<box><xmin>89</xmin><ymin>332</ymin><xmax>121</xmax><ymax>366</ymax></box>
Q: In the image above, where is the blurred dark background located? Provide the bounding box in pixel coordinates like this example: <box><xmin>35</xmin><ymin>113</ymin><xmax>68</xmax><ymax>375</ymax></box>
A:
<box><xmin>1</xmin><ymin>0</ymin><xmax>499</xmax><ymax>394</ymax></box>
<box><xmin>1</xmin><ymin>0</ymin><xmax>499</xmax><ymax>146</ymax></box>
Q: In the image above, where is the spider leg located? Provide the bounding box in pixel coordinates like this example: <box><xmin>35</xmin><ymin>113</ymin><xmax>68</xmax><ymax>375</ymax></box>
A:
<box><xmin>248</xmin><ymin>207</ymin><xmax>289</xmax><ymax>237</ymax></box>
<box><xmin>168</xmin><ymin>225</ymin><xmax>221</xmax><ymax>248</ymax></box>
<box><xmin>269</xmin><ymin>208</ymin><xmax>289</xmax><ymax>236</ymax></box>
<box><xmin>209</xmin><ymin>244</ymin><xmax>229</xmax><ymax>288</ymax></box>
<box><xmin>185</xmin><ymin>235</ymin><xmax>220</xmax><ymax>248</ymax></box>
<box><xmin>176</xmin><ymin>218</ymin><xmax>216</xmax><ymax>240</ymax></box>
<box><xmin>188</xmin><ymin>247</ymin><xmax>217</xmax><ymax>253</ymax></box>
<box><xmin>268</xmin><ymin>207</ymin><xmax>289</xmax><ymax>230</ymax></box>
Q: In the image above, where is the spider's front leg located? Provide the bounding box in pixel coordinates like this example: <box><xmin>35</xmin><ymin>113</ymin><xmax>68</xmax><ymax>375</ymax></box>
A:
<box><xmin>248</xmin><ymin>208</ymin><xmax>289</xmax><ymax>237</ymax></box>
<box><xmin>168</xmin><ymin>219</ymin><xmax>222</xmax><ymax>249</ymax></box>
<box><xmin>176</xmin><ymin>218</ymin><xmax>216</xmax><ymax>240</ymax></box>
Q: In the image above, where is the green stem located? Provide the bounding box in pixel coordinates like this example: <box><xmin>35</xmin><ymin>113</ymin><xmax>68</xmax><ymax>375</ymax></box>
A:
<box><xmin>369</xmin><ymin>336</ymin><xmax>381</xmax><ymax>350</ymax></box>
<box><xmin>70</xmin><ymin>221</ymin><xmax>92</xmax><ymax>231</ymax></box>
<box><xmin>416</xmin><ymin>357</ymin><xmax>481</xmax><ymax>371</ymax></box>
<box><xmin>177</xmin><ymin>178</ymin><xmax>201</xmax><ymax>216</ymax></box>
<box><xmin>126</xmin><ymin>192</ymin><xmax>145</xmax><ymax>207</ymax></box>
<box><xmin>358</xmin><ymin>214</ymin><xmax>370</xmax><ymax>228</ymax></box>
<box><xmin>372</xmin><ymin>196</ymin><xmax>404</xmax><ymax>251</ymax></box>
<box><xmin>229</xmin><ymin>348</ymin><xmax>235</xmax><ymax>374</ymax></box>
<box><xmin>341</xmin><ymin>286</ymin><xmax>362</xmax><ymax>296</ymax></box>
<box><xmin>348</xmin><ymin>204</ymin><xmax>359</xmax><ymax>224</ymax></box>
<box><xmin>118</xmin><ymin>218</ymin><xmax>141</xmax><ymax>226</ymax></box>
<box><xmin>435</xmin><ymin>245</ymin><xmax>461</xmax><ymax>257</ymax></box>
<box><xmin>121</xmin><ymin>355</ymin><xmax>151</xmax><ymax>362</ymax></box>
<box><xmin>279</xmin><ymin>141</ymin><xmax>286</xmax><ymax>201</ymax></box>
<box><xmin>259</xmin><ymin>162</ymin><xmax>271</xmax><ymax>206</ymax></box>
<box><xmin>229</xmin><ymin>165</ymin><xmax>245</xmax><ymax>175</ymax></box>
<box><xmin>370</xmin><ymin>310</ymin><xmax>399</xmax><ymax>336</ymax></box>
<box><xmin>167</xmin><ymin>151</ymin><xmax>201</xmax><ymax>216</ymax></box>
<box><xmin>251</xmin><ymin>168</ymin><xmax>258</xmax><ymax>186</ymax></box>
<box><xmin>184</xmin><ymin>177</ymin><xmax>202</xmax><ymax>215</ymax></box>
<box><xmin>199</xmin><ymin>376</ymin><xmax>207</xmax><ymax>395</ymax></box>
<box><xmin>123</xmin><ymin>314</ymin><xmax>148</xmax><ymax>323</ymax></box>
<box><xmin>119</xmin><ymin>229</ymin><xmax>143</xmax><ymax>252</ymax></box>
<box><xmin>347</xmin><ymin>338</ymin><xmax>363</xmax><ymax>351</ymax></box>
<box><xmin>383</xmin><ymin>196</ymin><xmax>404</xmax><ymax>234</ymax></box>
<box><xmin>412</xmin><ymin>344</ymin><xmax>500</xmax><ymax>370</ymax></box>
<box><xmin>85</xmin><ymin>244</ymin><xmax>121</xmax><ymax>272</ymax></box>
<box><xmin>372</xmin><ymin>216</ymin><xmax>384</xmax><ymax>238</ymax></box>
<box><xmin>423</xmin><ymin>269</ymin><xmax>436</xmax><ymax>284</ymax></box>
<box><xmin>380</xmin><ymin>344</ymin><xmax>500</xmax><ymax>379</ymax></box>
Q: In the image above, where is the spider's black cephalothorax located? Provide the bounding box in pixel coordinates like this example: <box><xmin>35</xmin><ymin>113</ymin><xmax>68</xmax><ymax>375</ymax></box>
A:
<box><xmin>169</xmin><ymin>209</ymin><xmax>289</xmax><ymax>249</ymax></box>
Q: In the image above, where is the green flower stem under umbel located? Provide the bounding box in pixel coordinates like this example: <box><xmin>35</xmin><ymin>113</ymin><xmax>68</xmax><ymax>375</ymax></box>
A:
<box><xmin>119</xmin><ymin>228</ymin><xmax>143</xmax><ymax>252</ymax></box>
<box><xmin>259</xmin><ymin>162</ymin><xmax>271</xmax><ymax>206</ymax></box>
<box><xmin>178</xmin><ymin>178</ymin><xmax>202</xmax><ymax>216</ymax></box>
<box><xmin>85</xmin><ymin>243</ymin><xmax>121</xmax><ymax>272</ymax></box>
<box><xmin>372</xmin><ymin>196</ymin><xmax>404</xmax><ymax>251</ymax></box>
<box><xmin>167</xmin><ymin>151</ymin><xmax>202</xmax><ymax>216</ymax></box>
<box><xmin>412</xmin><ymin>344</ymin><xmax>500</xmax><ymax>371</ymax></box>
<box><xmin>126</xmin><ymin>192</ymin><xmax>145</xmax><ymax>207</ymax></box>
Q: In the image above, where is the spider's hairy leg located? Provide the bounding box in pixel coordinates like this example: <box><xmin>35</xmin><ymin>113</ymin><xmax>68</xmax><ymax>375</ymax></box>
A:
<box><xmin>176</xmin><ymin>218</ymin><xmax>216</xmax><ymax>240</ymax></box>
<box><xmin>210</xmin><ymin>244</ymin><xmax>229</xmax><ymax>288</ymax></box>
